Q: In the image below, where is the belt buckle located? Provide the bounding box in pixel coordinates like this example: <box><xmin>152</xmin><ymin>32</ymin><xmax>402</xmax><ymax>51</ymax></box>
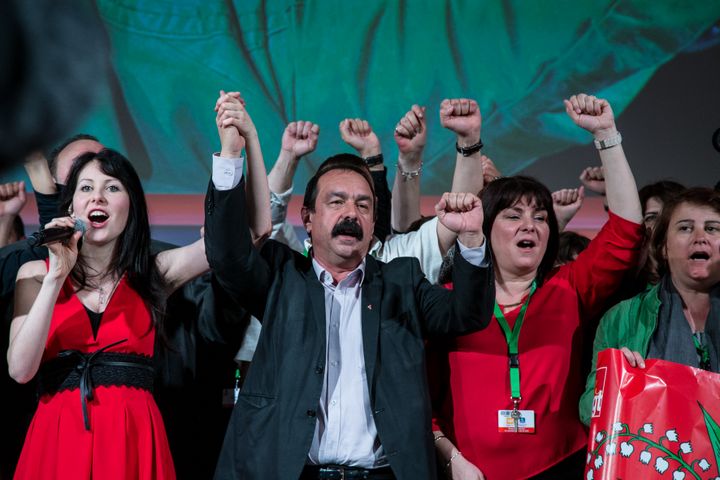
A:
<box><xmin>319</xmin><ymin>466</ymin><xmax>345</xmax><ymax>480</ymax></box>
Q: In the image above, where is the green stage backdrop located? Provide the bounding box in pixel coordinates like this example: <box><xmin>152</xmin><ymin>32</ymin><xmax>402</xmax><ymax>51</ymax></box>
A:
<box><xmin>5</xmin><ymin>0</ymin><xmax>719</xmax><ymax>193</ymax></box>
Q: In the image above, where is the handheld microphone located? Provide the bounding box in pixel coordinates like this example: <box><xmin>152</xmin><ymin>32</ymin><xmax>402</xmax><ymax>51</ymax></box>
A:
<box><xmin>28</xmin><ymin>218</ymin><xmax>86</xmax><ymax>247</ymax></box>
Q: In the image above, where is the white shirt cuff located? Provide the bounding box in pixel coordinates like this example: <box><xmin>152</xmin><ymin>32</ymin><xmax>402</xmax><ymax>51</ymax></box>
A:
<box><xmin>212</xmin><ymin>153</ymin><xmax>244</xmax><ymax>190</ymax></box>
<box><xmin>270</xmin><ymin>185</ymin><xmax>294</xmax><ymax>205</ymax></box>
<box><xmin>457</xmin><ymin>238</ymin><xmax>489</xmax><ymax>267</ymax></box>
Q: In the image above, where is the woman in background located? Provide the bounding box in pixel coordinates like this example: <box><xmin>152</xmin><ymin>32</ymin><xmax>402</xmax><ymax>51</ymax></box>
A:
<box><xmin>580</xmin><ymin>187</ymin><xmax>720</xmax><ymax>425</ymax></box>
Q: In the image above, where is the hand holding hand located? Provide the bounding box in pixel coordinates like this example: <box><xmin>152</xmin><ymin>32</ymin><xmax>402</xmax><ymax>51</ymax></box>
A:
<box><xmin>215</xmin><ymin>90</ymin><xmax>255</xmax><ymax>157</ymax></box>
<box><xmin>579</xmin><ymin>166</ymin><xmax>606</xmax><ymax>195</ymax></box>
<box><xmin>339</xmin><ymin>118</ymin><xmax>381</xmax><ymax>158</ymax></box>
<box><xmin>394</xmin><ymin>105</ymin><xmax>427</xmax><ymax>162</ymax></box>
<box><xmin>435</xmin><ymin>192</ymin><xmax>484</xmax><ymax>247</ymax></box>
<box><xmin>0</xmin><ymin>181</ymin><xmax>27</xmax><ymax>217</ymax></box>
<box><xmin>281</xmin><ymin>121</ymin><xmax>320</xmax><ymax>159</ymax></box>
<box><xmin>44</xmin><ymin>216</ymin><xmax>82</xmax><ymax>281</ymax></box>
<box><xmin>564</xmin><ymin>93</ymin><xmax>617</xmax><ymax>139</ymax></box>
<box><xmin>439</xmin><ymin>98</ymin><xmax>481</xmax><ymax>146</ymax></box>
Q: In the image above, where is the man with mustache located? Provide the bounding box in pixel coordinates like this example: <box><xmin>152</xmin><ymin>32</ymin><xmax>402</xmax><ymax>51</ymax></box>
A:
<box><xmin>206</xmin><ymin>94</ymin><xmax>496</xmax><ymax>480</ymax></box>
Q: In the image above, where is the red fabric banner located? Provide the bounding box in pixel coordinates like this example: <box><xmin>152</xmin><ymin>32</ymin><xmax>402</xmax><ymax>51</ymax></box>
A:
<box><xmin>585</xmin><ymin>348</ymin><xmax>720</xmax><ymax>480</ymax></box>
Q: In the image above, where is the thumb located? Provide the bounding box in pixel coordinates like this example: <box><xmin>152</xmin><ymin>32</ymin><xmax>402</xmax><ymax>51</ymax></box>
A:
<box><xmin>18</xmin><ymin>181</ymin><xmax>26</xmax><ymax>202</ymax></box>
<box><xmin>577</xmin><ymin>185</ymin><xmax>585</xmax><ymax>201</ymax></box>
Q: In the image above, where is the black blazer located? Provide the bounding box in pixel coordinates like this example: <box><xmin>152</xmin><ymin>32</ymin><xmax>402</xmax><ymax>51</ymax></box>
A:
<box><xmin>205</xmin><ymin>178</ymin><xmax>494</xmax><ymax>480</ymax></box>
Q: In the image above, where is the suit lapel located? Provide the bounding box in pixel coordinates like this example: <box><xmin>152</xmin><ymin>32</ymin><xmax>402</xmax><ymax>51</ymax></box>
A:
<box><xmin>303</xmin><ymin>258</ymin><xmax>328</xmax><ymax>355</ymax></box>
<box><xmin>361</xmin><ymin>257</ymin><xmax>382</xmax><ymax>396</ymax></box>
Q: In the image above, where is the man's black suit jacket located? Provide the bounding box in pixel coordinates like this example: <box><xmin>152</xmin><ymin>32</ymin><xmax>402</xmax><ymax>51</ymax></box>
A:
<box><xmin>205</xmin><ymin>178</ymin><xmax>494</xmax><ymax>480</ymax></box>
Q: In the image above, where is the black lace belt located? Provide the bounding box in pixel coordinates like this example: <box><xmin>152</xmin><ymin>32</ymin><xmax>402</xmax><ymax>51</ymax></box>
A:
<box><xmin>38</xmin><ymin>339</ymin><xmax>155</xmax><ymax>431</ymax></box>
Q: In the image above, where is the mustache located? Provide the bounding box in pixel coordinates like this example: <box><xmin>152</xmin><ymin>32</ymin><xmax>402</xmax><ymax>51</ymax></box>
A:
<box><xmin>331</xmin><ymin>218</ymin><xmax>363</xmax><ymax>240</ymax></box>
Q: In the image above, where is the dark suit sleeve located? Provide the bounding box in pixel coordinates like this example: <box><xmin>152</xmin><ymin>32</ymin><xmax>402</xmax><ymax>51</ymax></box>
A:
<box><xmin>204</xmin><ymin>177</ymin><xmax>272</xmax><ymax>320</ymax></box>
<box><xmin>371</xmin><ymin>167</ymin><xmax>391</xmax><ymax>243</ymax></box>
<box><xmin>0</xmin><ymin>240</ymin><xmax>48</xmax><ymax>297</ymax></box>
<box><xmin>34</xmin><ymin>190</ymin><xmax>61</xmax><ymax>227</ymax></box>
<box><xmin>191</xmin><ymin>273</ymin><xmax>251</xmax><ymax>348</ymax></box>
<box><xmin>417</xmin><ymin>246</ymin><xmax>494</xmax><ymax>335</ymax></box>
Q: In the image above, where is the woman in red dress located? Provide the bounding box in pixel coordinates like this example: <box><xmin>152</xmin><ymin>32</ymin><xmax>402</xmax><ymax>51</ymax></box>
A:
<box><xmin>429</xmin><ymin>94</ymin><xmax>644</xmax><ymax>479</ymax></box>
<box><xmin>8</xmin><ymin>149</ymin><xmax>209</xmax><ymax>479</ymax></box>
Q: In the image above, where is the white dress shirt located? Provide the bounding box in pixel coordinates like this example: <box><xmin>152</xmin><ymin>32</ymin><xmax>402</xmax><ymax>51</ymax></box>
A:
<box><xmin>306</xmin><ymin>259</ymin><xmax>387</xmax><ymax>468</ymax></box>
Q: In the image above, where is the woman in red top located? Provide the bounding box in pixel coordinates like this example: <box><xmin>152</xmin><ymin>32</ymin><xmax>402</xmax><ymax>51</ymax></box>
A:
<box><xmin>430</xmin><ymin>94</ymin><xmax>644</xmax><ymax>479</ymax></box>
<box><xmin>8</xmin><ymin>149</ymin><xmax>210</xmax><ymax>479</ymax></box>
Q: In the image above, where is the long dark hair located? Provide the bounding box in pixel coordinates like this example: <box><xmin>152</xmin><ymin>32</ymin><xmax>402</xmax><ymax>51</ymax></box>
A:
<box><xmin>481</xmin><ymin>176</ymin><xmax>559</xmax><ymax>285</ymax></box>
<box><xmin>59</xmin><ymin>149</ymin><xmax>166</xmax><ymax>326</ymax></box>
<box><xmin>650</xmin><ymin>187</ymin><xmax>720</xmax><ymax>281</ymax></box>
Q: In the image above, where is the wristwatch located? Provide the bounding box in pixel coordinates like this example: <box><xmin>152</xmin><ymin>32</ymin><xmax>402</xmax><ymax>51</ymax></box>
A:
<box><xmin>455</xmin><ymin>139</ymin><xmax>483</xmax><ymax>157</ymax></box>
<box><xmin>363</xmin><ymin>154</ymin><xmax>384</xmax><ymax>167</ymax></box>
<box><xmin>593</xmin><ymin>132</ymin><xmax>622</xmax><ymax>150</ymax></box>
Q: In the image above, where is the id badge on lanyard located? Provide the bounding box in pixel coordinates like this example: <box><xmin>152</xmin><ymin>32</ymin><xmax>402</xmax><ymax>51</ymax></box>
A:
<box><xmin>495</xmin><ymin>281</ymin><xmax>536</xmax><ymax>434</ymax></box>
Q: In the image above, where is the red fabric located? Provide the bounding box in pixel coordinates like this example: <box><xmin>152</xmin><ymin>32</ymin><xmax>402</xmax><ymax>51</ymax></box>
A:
<box><xmin>14</xmin><ymin>272</ymin><xmax>176</xmax><ymax>480</ymax></box>
<box><xmin>429</xmin><ymin>212</ymin><xmax>643</xmax><ymax>480</ymax></box>
<box><xmin>585</xmin><ymin>349</ymin><xmax>720</xmax><ymax>479</ymax></box>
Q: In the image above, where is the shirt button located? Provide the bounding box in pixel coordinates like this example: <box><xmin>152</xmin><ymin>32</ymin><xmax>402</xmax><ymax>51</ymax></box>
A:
<box><xmin>315</xmin><ymin>366</ymin><xmax>323</xmax><ymax>374</ymax></box>
<box><xmin>306</xmin><ymin>409</ymin><xmax>316</xmax><ymax>417</ymax></box>
<box><xmin>331</xmin><ymin>400</ymin><xmax>337</xmax><ymax>406</ymax></box>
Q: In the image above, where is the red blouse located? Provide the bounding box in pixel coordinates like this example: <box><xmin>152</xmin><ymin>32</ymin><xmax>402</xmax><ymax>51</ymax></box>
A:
<box><xmin>430</xmin><ymin>212</ymin><xmax>643</xmax><ymax>479</ymax></box>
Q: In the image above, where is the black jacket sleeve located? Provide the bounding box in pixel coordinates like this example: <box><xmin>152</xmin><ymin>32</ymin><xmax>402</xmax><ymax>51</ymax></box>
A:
<box><xmin>371</xmin><ymin>167</ymin><xmax>391</xmax><ymax>243</ymax></box>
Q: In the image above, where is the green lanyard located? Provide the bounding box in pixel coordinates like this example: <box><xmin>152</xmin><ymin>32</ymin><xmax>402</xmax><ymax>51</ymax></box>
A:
<box><xmin>693</xmin><ymin>332</ymin><xmax>711</xmax><ymax>371</ymax></box>
<box><xmin>493</xmin><ymin>280</ymin><xmax>537</xmax><ymax>406</ymax></box>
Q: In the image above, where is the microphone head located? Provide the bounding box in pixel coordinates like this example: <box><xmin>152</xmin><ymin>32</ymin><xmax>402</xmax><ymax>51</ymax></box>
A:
<box><xmin>73</xmin><ymin>218</ymin><xmax>87</xmax><ymax>234</ymax></box>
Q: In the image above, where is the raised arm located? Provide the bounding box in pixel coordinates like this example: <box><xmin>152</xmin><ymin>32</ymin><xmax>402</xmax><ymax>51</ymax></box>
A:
<box><xmin>552</xmin><ymin>186</ymin><xmax>585</xmax><ymax>232</ymax></box>
<box><xmin>435</xmin><ymin>98</ymin><xmax>486</xmax><ymax>256</ymax></box>
<box><xmin>8</xmin><ymin>216</ymin><xmax>82</xmax><ymax>383</ymax></box>
<box><xmin>440</xmin><ymin>98</ymin><xmax>484</xmax><ymax>195</ymax></box>
<box><xmin>23</xmin><ymin>151</ymin><xmax>57</xmax><ymax>195</ymax></box>
<box><xmin>157</xmin><ymin>89</ymin><xmax>273</xmax><ymax>292</ymax></box>
<box><xmin>579</xmin><ymin>165</ymin><xmax>609</xmax><ymax>211</ymax></box>
<box><xmin>392</xmin><ymin>104</ymin><xmax>427</xmax><ymax>232</ymax></box>
<box><xmin>481</xmin><ymin>155</ymin><xmax>502</xmax><ymax>185</ymax></box>
<box><xmin>267</xmin><ymin>121</ymin><xmax>319</xmax><ymax>252</ymax></box>
<box><xmin>339</xmin><ymin>118</ymin><xmax>392</xmax><ymax>241</ymax></box>
<box><xmin>156</xmin><ymin>235</ymin><xmax>209</xmax><ymax>294</ymax></box>
<box><xmin>564</xmin><ymin>94</ymin><xmax>641</xmax><ymax>223</ymax></box>
<box><xmin>204</xmin><ymin>93</ymin><xmax>273</xmax><ymax>319</ymax></box>
<box><xmin>0</xmin><ymin>181</ymin><xmax>27</xmax><ymax>247</ymax></box>
<box><xmin>268</xmin><ymin>121</ymin><xmax>319</xmax><ymax>194</ymax></box>
<box><xmin>216</xmin><ymin>90</ymin><xmax>272</xmax><ymax>245</ymax></box>
<box><xmin>417</xmin><ymin>192</ymin><xmax>493</xmax><ymax>335</ymax></box>
<box><xmin>339</xmin><ymin>118</ymin><xmax>382</xmax><ymax>161</ymax></box>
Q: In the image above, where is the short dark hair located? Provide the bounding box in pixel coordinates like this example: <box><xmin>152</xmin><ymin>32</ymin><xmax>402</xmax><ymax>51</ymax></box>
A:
<box><xmin>638</xmin><ymin>180</ymin><xmax>685</xmax><ymax>215</ymax></box>
<box><xmin>48</xmin><ymin>133</ymin><xmax>99</xmax><ymax>178</ymax></box>
<box><xmin>556</xmin><ymin>231</ymin><xmax>590</xmax><ymax>266</ymax></box>
<box><xmin>302</xmin><ymin>153</ymin><xmax>377</xmax><ymax>220</ymax></box>
<box><xmin>60</xmin><ymin>148</ymin><xmax>166</xmax><ymax>326</ymax></box>
<box><xmin>650</xmin><ymin>187</ymin><xmax>720</xmax><ymax>280</ymax></box>
<box><xmin>481</xmin><ymin>176</ymin><xmax>559</xmax><ymax>284</ymax></box>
